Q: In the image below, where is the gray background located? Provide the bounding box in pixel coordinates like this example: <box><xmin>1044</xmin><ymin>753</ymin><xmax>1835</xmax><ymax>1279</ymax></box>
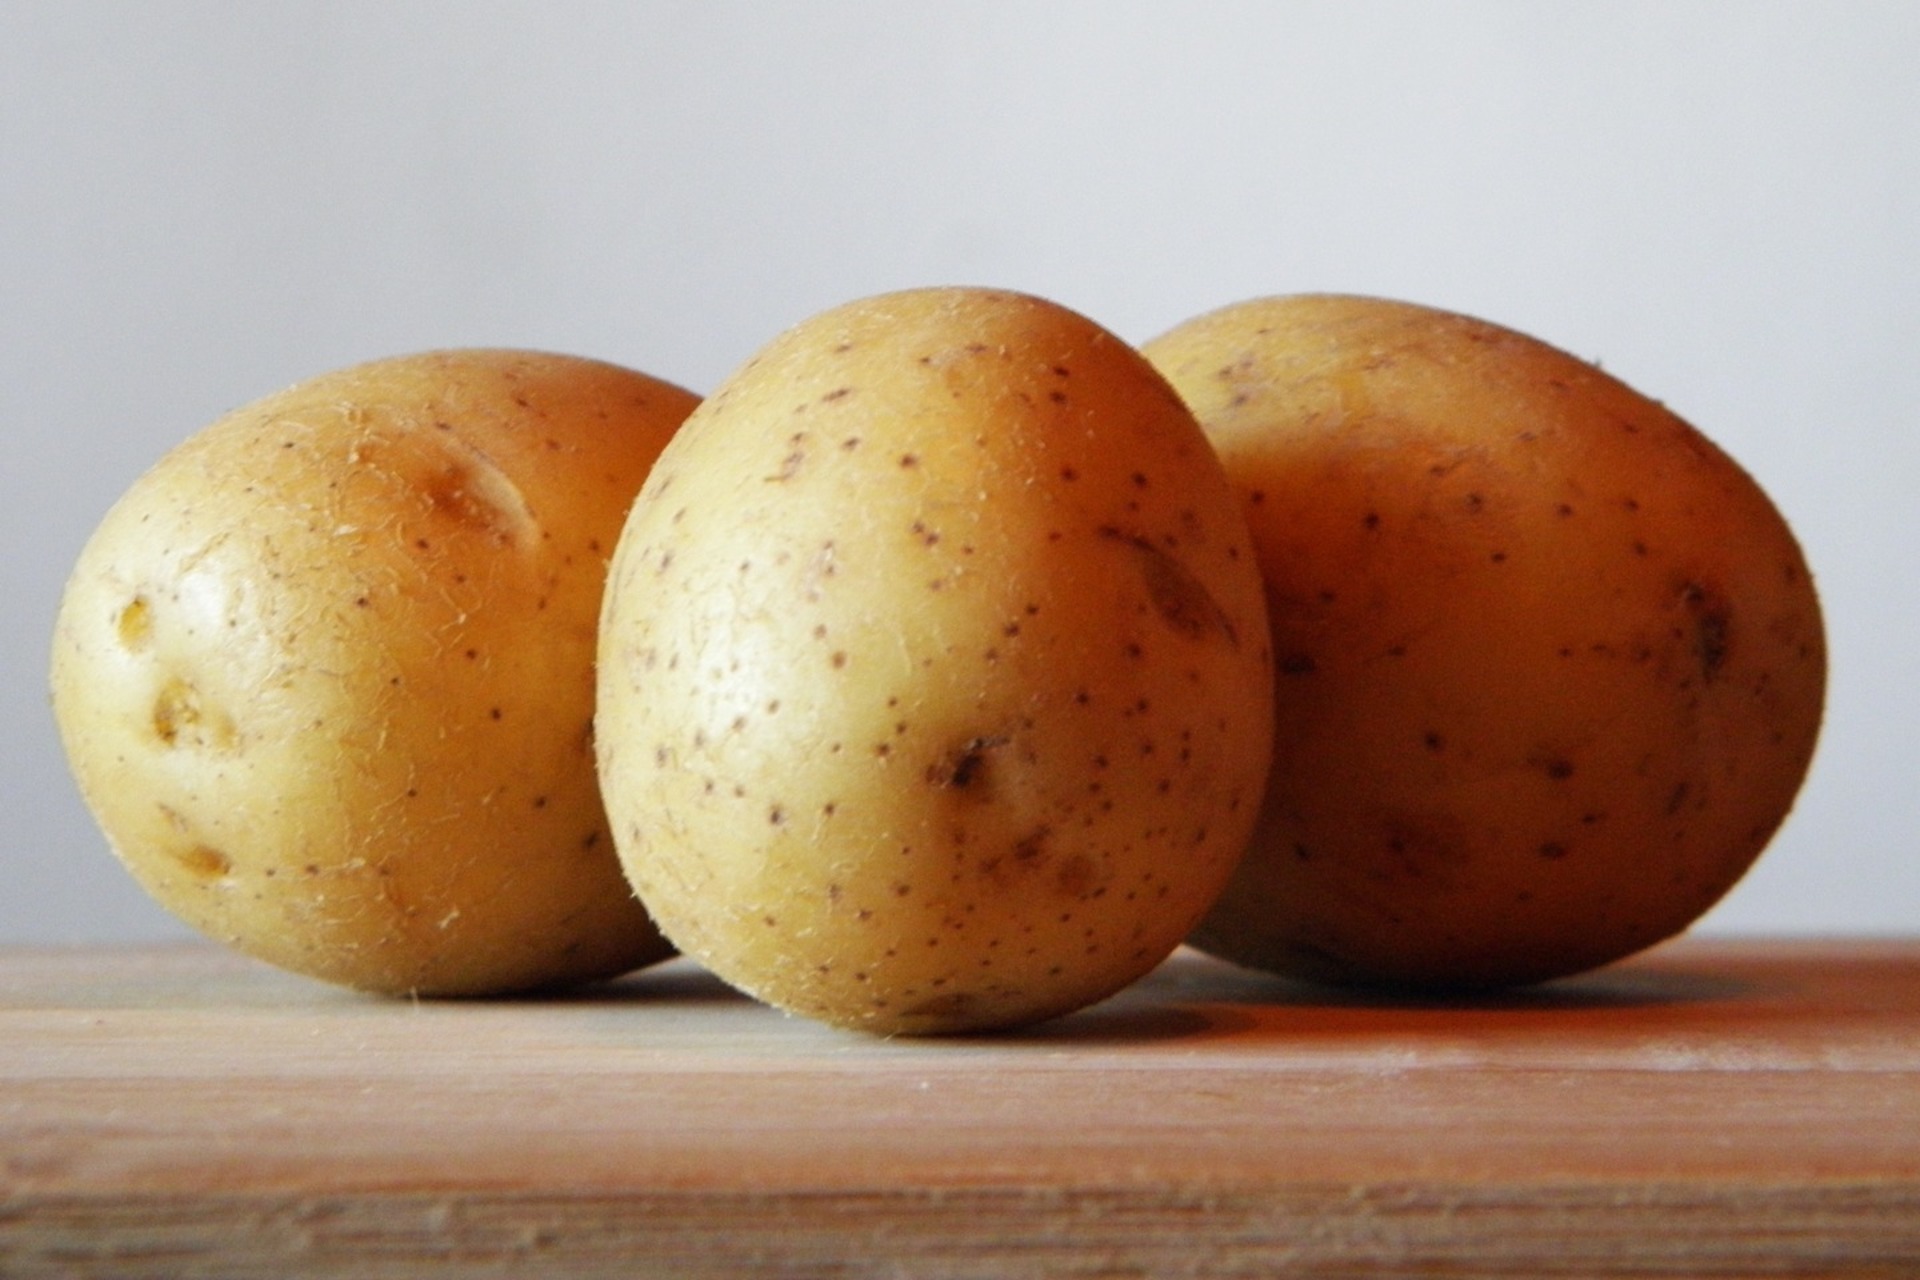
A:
<box><xmin>5</xmin><ymin>2</ymin><xmax>1914</xmax><ymax>944</ymax></box>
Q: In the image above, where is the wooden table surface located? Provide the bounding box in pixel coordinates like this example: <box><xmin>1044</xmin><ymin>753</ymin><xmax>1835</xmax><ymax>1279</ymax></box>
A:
<box><xmin>2</xmin><ymin>936</ymin><xmax>1916</xmax><ymax>1278</ymax></box>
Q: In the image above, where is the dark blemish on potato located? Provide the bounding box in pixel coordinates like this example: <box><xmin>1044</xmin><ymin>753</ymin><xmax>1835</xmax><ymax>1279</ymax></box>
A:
<box><xmin>1535</xmin><ymin>754</ymin><xmax>1576</xmax><ymax>780</ymax></box>
<box><xmin>899</xmin><ymin>453</ymin><xmax>920</xmax><ymax>468</ymax></box>
<box><xmin>1423</xmin><ymin>730</ymin><xmax>1445</xmax><ymax>752</ymax></box>
<box><xmin>1681</xmin><ymin>581</ymin><xmax>1732</xmax><ymax>681</ymax></box>
<box><xmin>1556</xmin><ymin>502</ymin><xmax>1576</xmax><ymax>517</ymax></box>
<box><xmin>1060</xmin><ymin>465</ymin><xmax>1079</xmax><ymax>482</ymax></box>
<box><xmin>1279</xmin><ymin>653</ymin><xmax>1318</xmax><ymax>676</ymax></box>
<box><xmin>1248</xmin><ymin>488</ymin><xmax>1267</xmax><ymax>505</ymax></box>
<box><xmin>1490</xmin><ymin>550</ymin><xmax>1509</xmax><ymax>564</ymax></box>
<box><xmin>1539</xmin><ymin>841</ymin><xmax>1570</xmax><ymax>860</ymax></box>
<box><xmin>1100</xmin><ymin>526</ymin><xmax>1237</xmax><ymax>644</ymax></box>
<box><xmin>1464</xmin><ymin>492</ymin><xmax>1486</xmax><ymax>514</ymax></box>
<box><xmin>928</xmin><ymin>735</ymin><xmax>1009</xmax><ymax>791</ymax></box>
<box><xmin>1013</xmin><ymin>827</ymin><xmax>1052</xmax><ymax>871</ymax></box>
<box><xmin>1665</xmin><ymin>780</ymin><xmax>1693</xmax><ymax>815</ymax></box>
<box><xmin>581</xmin><ymin>830</ymin><xmax>601</xmax><ymax>850</ymax></box>
<box><xmin>1363</xmin><ymin>511</ymin><xmax>1382</xmax><ymax>531</ymax></box>
<box><xmin>823</xmin><ymin>386</ymin><xmax>854</xmax><ymax>402</ymax></box>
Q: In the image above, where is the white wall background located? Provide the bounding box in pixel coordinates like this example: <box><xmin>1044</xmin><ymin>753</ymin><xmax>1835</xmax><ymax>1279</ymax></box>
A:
<box><xmin>4</xmin><ymin>1</ymin><xmax>1914</xmax><ymax>944</ymax></box>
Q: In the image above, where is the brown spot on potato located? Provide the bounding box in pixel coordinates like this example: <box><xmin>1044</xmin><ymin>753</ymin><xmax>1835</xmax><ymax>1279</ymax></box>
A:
<box><xmin>1535</xmin><ymin>754</ymin><xmax>1576</xmax><ymax>780</ymax></box>
<box><xmin>927</xmin><ymin>735</ymin><xmax>1009</xmax><ymax>791</ymax></box>
<box><xmin>1055</xmin><ymin>853</ymin><xmax>1100</xmax><ymax>898</ymax></box>
<box><xmin>1681</xmin><ymin>581</ymin><xmax>1732</xmax><ymax>681</ymax></box>
<box><xmin>1013</xmin><ymin>827</ymin><xmax>1051</xmax><ymax>869</ymax></box>
<box><xmin>173</xmin><ymin>844</ymin><xmax>233</xmax><ymax>879</ymax></box>
<box><xmin>116</xmin><ymin>597</ymin><xmax>153</xmax><ymax>650</ymax></box>
<box><xmin>420</xmin><ymin>463</ymin><xmax>510</xmax><ymax>537</ymax></box>
<box><xmin>151</xmin><ymin>677</ymin><xmax>236</xmax><ymax>751</ymax></box>
<box><xmin>1100</xmin><ymin>526</ymin><xmax>1237</xmax><ymax>644</ymax></box>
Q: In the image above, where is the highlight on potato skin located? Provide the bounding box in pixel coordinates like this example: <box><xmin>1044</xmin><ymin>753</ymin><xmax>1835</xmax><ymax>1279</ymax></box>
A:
<box><xmin>50</xmin><ymin>349</ymin><xmax>694</xmax><ymax>996</ymax></box>
<box><xmin>1143</xmin><ymin>294</ymin><xmax>1827</xmax><ymax>992</ymax></box>
<box><xmin>596</xmin><ymin>286</ymin><xmax>1276</xmax><ymax>1035</ymax></box>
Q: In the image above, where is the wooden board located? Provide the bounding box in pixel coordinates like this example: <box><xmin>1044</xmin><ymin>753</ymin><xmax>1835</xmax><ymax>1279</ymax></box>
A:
<box><xmin>3</xmin><ymin>936</ymin><xmax>1917</xmax><ymax>1277</ymax></box>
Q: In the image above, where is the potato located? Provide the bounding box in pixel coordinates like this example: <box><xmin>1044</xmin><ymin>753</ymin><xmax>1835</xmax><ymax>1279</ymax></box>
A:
<box><xmin>1142</xmin><ymin>294</ymin><xmax>1826</xmax><ymax>991</ymax></box>
<box><xmin>50</xmin><ymin>350</ymin><xmax>696</xmax><ymax>995</ymax></box>
<box><xmin>597</xmin><ymin>287</ymin><xmax>1274</xmax><ymax>1033</ymax></box>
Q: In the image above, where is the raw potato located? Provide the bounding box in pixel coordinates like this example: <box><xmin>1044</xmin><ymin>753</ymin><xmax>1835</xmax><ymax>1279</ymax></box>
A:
<box><xmin>1143</xmin><ymin>294</ymin><xmax>1826</xmax><ymax>991</ymax></box>
<box><xmin>50</xmin><ymin>350</ymin><xmax>696</xmax><ymax>995</ymax></box>
<box><xmin>597</xmin><ymin>287</ymin><xmax>1275</xmax><ymax>1034</ymax></box>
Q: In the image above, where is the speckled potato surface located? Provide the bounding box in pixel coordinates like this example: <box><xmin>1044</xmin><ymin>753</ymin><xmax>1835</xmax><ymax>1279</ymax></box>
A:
<box><xmin>1143</xmin><ymin>294</ymin><xmax>1826</xmax><ymax>991</ymax></box>
<box><xmin>597</xmin><ymin>287</ymin><xmax>1274</xmax><ymax>1034</ymax></box>
<box><xmin>51</xmin><ymin>350</ymin><xmax>695</xmax><ymax>995</ymax></box>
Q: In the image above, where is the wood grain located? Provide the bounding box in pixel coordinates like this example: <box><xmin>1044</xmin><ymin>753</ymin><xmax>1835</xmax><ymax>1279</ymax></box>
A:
<box><xmin>2</xmin><ymin>937</ymin><xmax>1917</xmax><ymax>1277</ymax></box>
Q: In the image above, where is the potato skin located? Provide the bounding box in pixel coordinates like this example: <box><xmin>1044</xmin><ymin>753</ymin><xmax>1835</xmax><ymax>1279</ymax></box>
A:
<box><xmin>50</xmin><ymin>350</ymin><xmax>694</xmax><ymax>995</ymax></box>
<box><xmin>598</xmin><ymin>287</ymin><xmax>1274</xmax><ymax>1034</ymax></box>
<box><xmin>1143</xmin><ymin>295</ymin><xmax>1826</xmax><ymax>991</ymax></box>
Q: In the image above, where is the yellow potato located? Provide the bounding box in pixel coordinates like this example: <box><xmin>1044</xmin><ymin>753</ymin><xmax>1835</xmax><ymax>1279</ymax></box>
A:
<box><xmin>50</xmin><ymin>350</ymin><xmax>695</xmax><ymax>995</ymax></box>
<box><xmin>597</xmin><ymin>287</ymin><xmax>1274</xmax><ymax>1033</ymax></box>
<box><xmin>1143</xmin><ymin>294</ymin><xmax>1826</xmax><ymax>991</ymax></box>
